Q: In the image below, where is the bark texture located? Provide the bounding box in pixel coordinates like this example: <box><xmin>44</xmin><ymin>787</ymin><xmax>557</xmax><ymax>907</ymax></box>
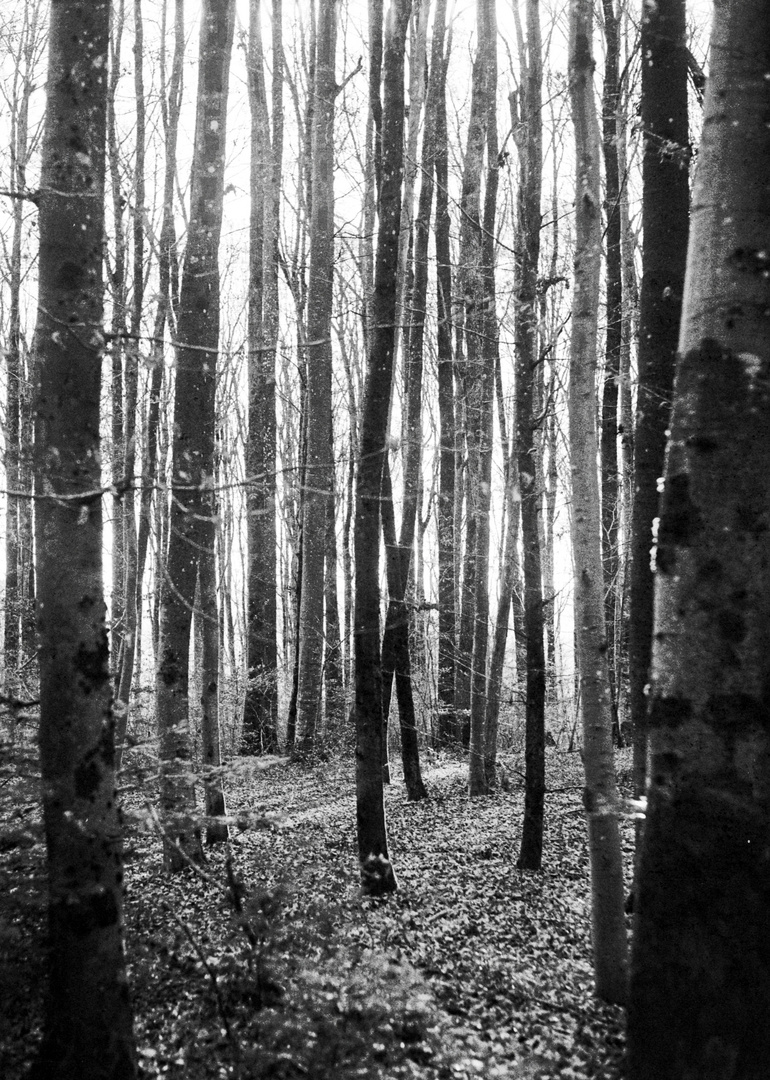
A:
<box><xmin>512</xmin><ymin>0</ymin><xmax>546</xmax><ymax>865</ymax></box>
<box><xmin>354</xmin><ymin>0</ymin><xmax>412</xmax><ymax>895</ymax></box>
<box><xmin>156</xmin><ymin>0</ymin><xmax>235</xmax><ymax>869</ymax></box>
<box><xmin>629</xmin><ymin>0</ymin><xmax>689</xmax><ymax>798</ymax></box>
<box><xmin>32</xmin><ymin>2</ymin><xmax>137</xmax><ymax>1074</ymax></box>
<box><xmin>628</xmin><ymin>5</ymin><xmax>770</xmax><ymax>1076</ymax></box>
<box><xmin>568</xmin><ymin>0</ymin><xmax>628</xmax><ymax>1005</ymax></box>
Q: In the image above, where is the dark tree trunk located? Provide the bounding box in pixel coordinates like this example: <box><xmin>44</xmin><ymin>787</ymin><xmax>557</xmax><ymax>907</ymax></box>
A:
<box><xmin>242</xmin><ymin>0</ymin><xmax>280</xmax><ymax>755</ymax></box>
<box><xmin>31</xmin><ymin>2</ymin><xmax>138</xmax><ymax>1074</ymax></box>
<box><xmin>354</xmin><ymin>0</ymin><xmax>412</xmax><ymax>896</ymax></box>
<box><xmin>294</xmin><ymin>0</ymin><xmax>337</xmax><ymax>760</ymax></box>
<box><xmin>156</xmin><ymin>0</ymin><xmax>235</xmax><ymax>870</ymax></box>
<box><xmin>628</xmin><ymin>0</ymin><xmax>689</xmax><ymax>803</ymax></box>
<box><xmin>512</xmin><ymin>0</ymin><xmax>546</xmax><ymax>867</ymax></box>
<box><xmin>628</xmin><ymin>6</ymin><xmax>770</xmax><ymax>1074</ymax></box>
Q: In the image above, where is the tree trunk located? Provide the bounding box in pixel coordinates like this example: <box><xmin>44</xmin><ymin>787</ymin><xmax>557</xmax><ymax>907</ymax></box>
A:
<box><xmin>434</xmin><ymin>22</ymin><xmax>456</xmax><ymax>746</ymax></box>
<box><xmin>354</xmin><ymin>0</ymin><xmax>412</xmax><ymax>896</ymax></box>
<box><xmin>242</xmin><ymin>0</ymin><xmax>280</xmax><ymax>755</ymax></box>
<box><xmin>568</xmin><ymin>0</ymin><xmax>628</xmax><ymax>1005</ymax></box>
<box><xmin>294</xmin><ymin>0</ymin><xmax>337</xmax><ymax>761</ymax></box>
<box><xmin>628</xmin><ymin>0</ymin><xmax>689</xmax><ymax>804</ymax></box>
<box><xmin>156</xmin><ymin>0</ymin><xmax>235</xmax><ymax>871</ymax></box>
<box><xmin>512</xmin><ymin>0</ymin><xmax>546</xmax><ymax>865</ymax></box>
<box><xmin>3</xmin><ymin>5</ymin><xmax>38</xmax><ymax>703</ymax></box>
<box><xmin>115</xmin><ymin>0</ymin><xmax>146</xmax><ymax>758</ymax></box>
<box><xmin>31</xmin><ymin>2</ymin><xmax>137</xmax><ymax>1073</ymax></box>
<box><xmin>600</xmin><ymin>0</ymin><xmax>622</xmax><ymax>743</ymax></box>
<box><xmin>628</xmin><ymin>6</ymin><xmax>770</xmax><ymax>1075</ymax></box>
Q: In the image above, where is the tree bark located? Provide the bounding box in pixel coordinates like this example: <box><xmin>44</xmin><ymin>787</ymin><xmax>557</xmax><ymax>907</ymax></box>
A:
<box><xmin>354</xmin><ymin>0</ymin><xmax>412</xmax><ymax>896</ymax></box>
<box><xmin>156</xmin><ymin>0</ymin><xmax>235</xmax><ymax>870</ymax></box>
<box><xmin>568</xmin><ymin>0</ymin><xmax>628</xmax><ymax>1005</ymax></box>
<box><xmin>513</xmin><ymin>0</ymin><xmax>546</xmax><ymax>863</ymax></box>
<box><xmin>600</xmin><ymin>0</ymin><xmax>622</xmax><ymax>743</ymax></box>
<box><xmin>294</xmin><ymin>0</ymin><xmax>337</xmax><ymax>760</ymax></box>
<box><xmin>242</xmin><ymin>0</ymin><xmax>280</xmax><ymax>755</ymax></box>
<box><xmin>31</xmin><ymin>2</ymin><xmax>137</xmax><ymax>1073</ymax></box>
<box><xmin>434</xmin><ymin>23</ymin><xmax>456</xmax><ymax>746</ymax></box>
<box><xmin>628</xmin><ymin>0</ymin><xmax>689</xmax><ymax>803</ymax></box>
<box><xmin>628</xmin><ymin>5</ymin><xmax>770</xmax><ymax>1075</ymax></box>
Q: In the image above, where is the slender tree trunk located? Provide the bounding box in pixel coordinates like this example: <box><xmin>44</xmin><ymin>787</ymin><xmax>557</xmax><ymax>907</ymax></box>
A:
<box><xmin>115</xmin><ymin>0</ymin><xmax>146</xmax><ymax>756</ymax></box>
<box><xmin>156</xmin><ymin>0</ymin><xmax>235</xmax><ymax>870</ymax></box>
<box><xmin>354</xmin><ymin>0</ymin><xmax>412</xmax><ymax>896</ymax></box>
<box><xmin>242</xmin><ymin>0</ymin><xmax>280</xmax><ymax>755</ymax></box>
<box><xmin>294</xmin><ymin>0</ymin><xmax>337</xmax><ymax>760</ymax></box>
<box><xmin>31</xmin><ymin>3</ymin><xmax>137</xmax><ymax>1074</ymax></box>
<box><xmin>568</xmin><ymin>0</ymin><xmax>628</xmax><ymax>1005</ymax></box>
<box><xmin>601</xmin><ymin>0</ymin><xmax>622</xmax><ymax>743</ymax></box>
<box><xmin>513</xmin><ymin>0</ymin><xmax>546</xmax><ymax>865</ymax></box>
<box><xmin>628</xmin><ymin>7</ymin><xmax>770</xmax><ymax>1074</ymax></box>
<box><xmin>434</xmin><ymin>24</ymin><xmax>456</xmax><ymax>746</ymax></box>
<box><xmin>628</xmin><ymin>0</ymin><xmax>689</xmax><ymax>804</ymax></box>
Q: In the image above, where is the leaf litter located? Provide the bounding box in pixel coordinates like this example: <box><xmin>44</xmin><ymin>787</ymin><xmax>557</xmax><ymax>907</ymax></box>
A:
<box><xmin>0</xmin><ymin>747</ymin><xmax>634</xmax><ymax>1078</ymax></box>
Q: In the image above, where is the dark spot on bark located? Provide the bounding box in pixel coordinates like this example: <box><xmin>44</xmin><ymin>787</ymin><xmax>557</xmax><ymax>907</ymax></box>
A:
<box><xmin>717</xmin><ymin>609</ymin><xmax>747</xmax><ymax>644</ymax></box>
<box><xmin>658</xmin><ymin>473</ymin><xmax>703</xmax><ymax>548</ymax></box>
<box><xmin>650</xmin><ymin>697</ymin><xmax>692</xmax><ymax>730</ymax></box>
<box><xmin>63</xmin><ymin>887</ymin><xmax>119</xmax><ymax>936</ymax></box>
<box><xmin>705</xmin><ymin>693</ymin><xmax>765</xmax><ymax>731</ymax></box>
<box><xmin>75</xmin><ymin>635</ymin><xmax>109</xmax><ymax>693</ymax></box>
<box><xmin>57</xmin><ymin>260</ymin><xmax>85</xmax><ymax>290</ymax></box>
<box><xmin>697</xmin><ymin>557</ymin><xmax>723</xmax><ymax>584</ymax></box>
<box><xmin>655</xmin><ymin>544</ymin><xmax>676</xmax><ymax>574</ymax></box>
<box><xmin>728</xmin><ymin>248</ymin><xmax>770</xmax><ymax>276</ymax></box>
<box><xmin>686</xmin><ymin>434</ymin><xmax>719</xmax><ymax>453</ymax></box>
<box><xmin>582</xmin><ymin>786</ymin><xmax>596</xmax><ymax>813</ymax></box>
<box><xmin>159</xmin><ymin>650</ymin><xmax>181</xmax><ymax>687</ymax></box>
<box><xmin>735</xmin><ymin>500</ymin><xmax>768</xmax><ymax>536</ymax></box>
<box><xmin>74</xmin><ymin>757</ymin><xmax>101</xmax><ymax>800</ymax></box>
<box><xmin>78</xmin><ymin>594</ymin><xmax>96</xmax><ymax>611</ymax></box>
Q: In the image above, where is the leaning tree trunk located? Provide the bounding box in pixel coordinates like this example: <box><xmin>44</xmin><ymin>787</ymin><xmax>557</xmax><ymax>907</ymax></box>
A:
<box><xmin>568</xmin><ymin>0</ymin><xmax>628</xmax><ymax>1006</ymax></box>
<box><xmin>628</xmin><ymin>0</ymin><xmax>689</xmax><ymax>807</ymax></box>
<box><xmin>628</xmin><ymin>5</ymin><xmax>770</xmax><ymax>1076</ymax></box>
<box><xmin>354</xmin><ymin>0</ymin><xmax>412</xmax><ymax>896</ymax></box>
<box><xmin>156</xmin><ymin>0</ymin><xmax>235</xmax><ymax>870</ymax></box>
<box><xmin>31</xmin><ymin>2</ymin><xmax>138</xmax><ymax>1074</ymax></box>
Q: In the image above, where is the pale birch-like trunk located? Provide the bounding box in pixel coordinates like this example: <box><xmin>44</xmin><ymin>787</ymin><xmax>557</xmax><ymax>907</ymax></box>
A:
<box><xmin>568</xmin><ymin>0</ymin><xmax>628</xmax><ymax>1005</ymax></box>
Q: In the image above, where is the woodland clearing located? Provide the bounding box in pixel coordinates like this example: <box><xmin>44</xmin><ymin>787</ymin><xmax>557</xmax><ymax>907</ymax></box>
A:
<box><xmin>0</xmin><ymin>748</ymin><xmax>633</xmax><ymax>1079</ymax></box>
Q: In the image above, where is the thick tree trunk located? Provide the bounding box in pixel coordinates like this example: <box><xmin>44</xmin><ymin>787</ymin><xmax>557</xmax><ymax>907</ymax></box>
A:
<box><xmin>156</xmin><ymin>0</ymin><xmax>235</xmax><ymax>871</ymax></box>
<box><xmin>31</xmin><ymin>2</ymin><xmax>137</xmax><ymax>1074</ymax></box>
<box><xmin>628</xmin><ymin>7</ymin><xmax>770</xmax><ymax>1076</ymax></box>
<box><xmin>568</xmin><ymin>0</ymin><xmax>628</xmax><ymax>1005</ymax></box>
<box><xmin>628</xmin><ymin>0</ymin><xmax>689</xmax><ymax>803</ymax></box>
<box><xmin>354</xmin><ymin>0</ymin><xmax>412</xmax><ymax>896</ymax></box>
<box><xmin>294</xmin><ymin>0</ymin><xmax>337</xmax><ymax>760</ymax></box>
<box><xmin>512</xmin><ymin>0</ymin><xmax>546</xmax><ymax>865</ymax></box>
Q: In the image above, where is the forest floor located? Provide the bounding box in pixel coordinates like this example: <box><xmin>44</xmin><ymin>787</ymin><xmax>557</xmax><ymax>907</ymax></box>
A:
<box><xmin>0</xmin><ymin>744</ymin><xmax>635</xmax><ymax>1079</ymax></box>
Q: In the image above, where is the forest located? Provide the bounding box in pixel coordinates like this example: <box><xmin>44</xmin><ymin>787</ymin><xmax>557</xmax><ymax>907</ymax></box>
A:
<box><xmin>0</xmin><ymin>0</ymin><xmax>768</xmax><ymax>1077</ymax></box>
